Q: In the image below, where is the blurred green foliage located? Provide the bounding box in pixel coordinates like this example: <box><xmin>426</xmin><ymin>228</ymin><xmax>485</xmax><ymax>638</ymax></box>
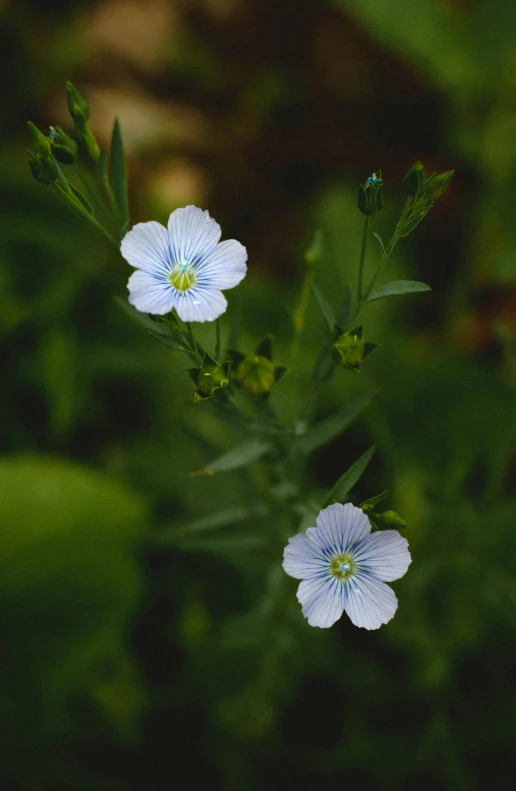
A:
<box><xmin>1</xmin><ymin>0</ymin><xmax>516</xmax><ymax>789</ymax></box>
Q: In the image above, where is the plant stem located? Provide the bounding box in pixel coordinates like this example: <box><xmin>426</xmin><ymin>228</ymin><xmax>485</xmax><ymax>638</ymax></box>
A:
<box><xmin>53</xmin><ymin>183</ymin><xmax>120</xmax><ymax>251</ymax></box>
<box><xmin>357</xmin><ymin>215</ymin><xmax>370</xmax><ymax>303</ymax></box>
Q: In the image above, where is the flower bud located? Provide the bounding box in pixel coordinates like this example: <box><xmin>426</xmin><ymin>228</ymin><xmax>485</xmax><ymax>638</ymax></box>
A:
<box><xmin>229</xmin><ymin>336</ymin><xmax>287</xmax><ymax>396</ymax></box>
<box><xmin>66</xmin><ymin>81</ymin><xmax>90</xmax><ymax>123</ymax></box>
<box><xmin>27</xmin><ymin>121</ymin><xmax>52</xmax><ymax>158</ymax></box>
<box><xmin>422</xmin><ymin>169</ymin><xmax>454</xmax><ymax>201</ymax></box>
<box><xmin>403</xmin><ymin>161</ymin><xmax>426</xmax><ymax>196</ymax></box>
<box><xmin>332</xmin><ymin>325</ymin><xmax>378</xmax><ymax>372</ymax></box>
<box><xmin>378</xmin><ymin>510</ymin><xmax>407</xmax><ymax>529</ymax></box>
<box><xmin>358</xmin><ymin>170</ymin><xmax>383</xmax><ymax>216</ymax></box>
<box><xmin>49</xmin><ymin>126</ymin><xmax>78</xmax><ymax>164</ymax></box>
<box><xmin>187</xmin><ymin>355</ymin><xmax>231</xmax><ymax>402</ymax></box>
<box><xmin>29</xmin><ymin>153</ymin><xmax>58</xmax><ymax>185</ymax></box>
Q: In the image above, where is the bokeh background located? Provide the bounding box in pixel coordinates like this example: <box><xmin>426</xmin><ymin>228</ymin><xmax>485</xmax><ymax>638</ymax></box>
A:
<box><xmin>2</xmin><ymin>0</ymin><xmax>516</xmax><ymax>789</ymax></box>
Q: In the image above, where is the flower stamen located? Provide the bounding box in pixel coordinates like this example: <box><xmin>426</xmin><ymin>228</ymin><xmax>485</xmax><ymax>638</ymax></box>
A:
<box><xmin>169</xmin><ymin>260</ymin><xmax>196</xmax><ymax>292</ymax></box>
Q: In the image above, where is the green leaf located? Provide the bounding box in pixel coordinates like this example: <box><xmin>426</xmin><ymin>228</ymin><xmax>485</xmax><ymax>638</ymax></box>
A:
<box><xmin>110</xmin><ymin>118</ymin><xmax>130</xmax><ymax>229</ymax></box>
<box><xmin>360</xmin><ymin>490</ymin><xmax>390</xmax><ymax>511</ymax></box>
<box><xmin>114</xmin><ymin>295</ymin><xmax>174</xmax><ymax>333</ymax></box>
<box><xmin>156</xmin><ymin>503</ymin><xmax>269</xmax><ymax>544</ymax></box>
<box><xmin>197</xmin><ymin>438</ymin><xmax>272</xmax><ymax>474</ymax></box>
<box><xmin>372</xmin><ymin>232</ymin><xmax>387</xmax><ymax>257</ymax></box>
<box><xmin>366</xmin><ymin>280</ymin><xmax>431</xmax><ymax>303</ymax></box>
<box><xmin>293</xmin><ymin>392</ymin><xmax>372</xmax><ymax>456</ymax></box>
<box><xmin>310</xmin><ymin>282</ymin><xmax>335</xmax><ymax>331</ymax></box>
<box><xmin>324</xmin><ymin>445</ymin><xmax>376</xmax><ymax>504</ymax></box>
<box><xmin>69</xmin><ymin>182</ymin><xmax>93</xmax><ymax>214</ymax></box>
<box><xmin>146</xmin><ymin>328</ymin><xmax>189</xmax><ymax>352</ymax></box>
<box><xmin>96</xmin><ymin>149</ymin><xmax>108</xmax><ymax>182</ymax></box>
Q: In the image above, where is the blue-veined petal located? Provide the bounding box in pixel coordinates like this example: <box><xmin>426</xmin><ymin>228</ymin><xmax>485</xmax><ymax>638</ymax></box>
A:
<box><xmin>174</xmin><ymin>287</ymin><xmax>228</xmax><ymax>323</ymax></box>
<box><xmin>168</xmin><ymin>206</ymin><xmax>221</xmax><ymax>265</ymax></box>
<box><xmin>127</xmin><ymin>269</ymin><xmax>177</xmax><ymax>315</ymax></box>
<box><xmin>195</xmin><ymin>239</ymin><xmax>247</xmax><ymax>289</ymax></box>
<box><xmin>283</xmin><ymin>532</ymin><xmax>331</xmax><ymax>580</ymax></box>
<box><xmin>121</xmin><ymin>221</ymin><xmax>171</xmax><ymax>277</ymax></box>
<box><xmin>353</xmin><ymin>530</ymin><xmax>411</xmax><ymax>582</ymax></box>
<box><xmin>343</xmin><ymin>572</ymin><xmax>398</xmax><ymax>630</ymax></box>
<box><xmin>297</xmin><ymin>574</ymin><xmax>346</xmax><ymax>628</ymax></box>
<box><xmin>315</xmin><ymin>502</ymin><xmax>371</xmax><ymax>556</ymax></box>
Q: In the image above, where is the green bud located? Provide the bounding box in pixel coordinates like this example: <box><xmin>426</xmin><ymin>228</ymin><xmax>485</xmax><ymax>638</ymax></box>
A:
<box><xmin>27</xmin><ymin>121</ymin><xmax>52</xmax><ymax>157</ymax></box>
<box><xmin>65</xmin><ymin>82</ymin><xmax>100</xmax><ymax>161</ymax></box>
<box><xmin>378</xmin><ymin>510</ymin><xmax>407</xmax><ymax>529</ymax></box>
<box><xmin>66</xmin><ymin>81</ymin><xmax>90</xmax><ymax>122</ymax></box>
<box><xmin>423</xmin><ymin>169</ymin><xmax>454</xmax><ymax>201</ymax></box>
<box><xmin>49</xmin><ymin>126</ymin><xmax>78</xmax><ymax>164</ymax></box>
<box><xmin>236</xmin><ymin>355</ymin><xmax>277</xmax><ymax>395</ymax></box>
<box><xmin>28</xmin><ymin>152</ymin><xmax>58</xmax><ymax>185</ymax></box>
<box><xmin>332</xmin><ymin>325</ymin><xmax>379</xmax><ymax>372</ymax></box>
<box><xmin>187</xmin><ymin>355</ymin><xmax>231</xmax><ymax>402</ymax></box>
<box><xmin>358</xmin><ymin>170</ymin><xmax>383</xmax><ymax>216</ymax></box>
<box><xmin>403</xmin><ymin>161</ymin><xmax>426</xmax><ymax>196</ymax></box>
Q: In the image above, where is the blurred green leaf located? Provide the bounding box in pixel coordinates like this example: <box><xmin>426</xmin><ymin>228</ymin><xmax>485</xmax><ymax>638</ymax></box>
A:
<box><xmin>198</xmin><ymin>438</ymin><xmax>272</xmax><ymax>474</ymax></box>
<box><xmin>293</xmin><ymin>392</ymin><xmax>372</xmax><ymax>455</ymax></box>
<box><xmin>310</xmin><ymin>282</ymin><xmax>335</xmax><ymax>330</ymax></box>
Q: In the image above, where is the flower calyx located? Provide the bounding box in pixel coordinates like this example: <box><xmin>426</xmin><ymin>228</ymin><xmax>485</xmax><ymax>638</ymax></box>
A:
<box><xmin>228</xmin><ymin>335</ymin><xmax>287</xmax><ymax>397</ymax></box>
<box><xmin>360</xmin><ymin>492</ymin><xmax>407</xmax><ymax>531</ymax></box>
<box><xmin>358</xmin><ymin>169</ymin><xmax>383</xmax><ymax>216</ymax></box>
<box><xmin>187</xmin><ymin>354</ymin><xmax>231</xmax><ymax>403</ymax></box>
<box><xmin>332</xmin><ymin>325</ymin><xmax>379</xmax><ymax>372</ymax></box>
<box><xmin>400</xmin><ymin>162</ymin><xmax>454</xmax><ymax>237</ymax></box>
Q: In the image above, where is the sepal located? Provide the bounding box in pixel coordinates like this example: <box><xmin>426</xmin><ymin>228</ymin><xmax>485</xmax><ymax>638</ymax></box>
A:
<box><xmin>188</xmin><ymin>355</ymin><xmax>231</xmax><ymax>402</ymax></box>
<box><xmin>332</xmin><ymin>325</ymin><xmax>379</xmax><ymax>372</ymax></box>
<box><xmin>230</xmin><ymin>336</ymin><xmax>287</xmax><ymax>396</ymax></box>
<box><xmin>358</xmin><ymin>170</ymin><xmax>383</xmax><ymax>216</ymax></box>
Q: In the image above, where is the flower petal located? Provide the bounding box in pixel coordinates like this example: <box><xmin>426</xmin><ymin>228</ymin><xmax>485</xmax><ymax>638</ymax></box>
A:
<box><xmin>127</xmin><ymin>270</ymin><xmax>177</xmax><ymax>315</ymax></box>
<box><xmin>121</xmin><ymin>221</ymin><xmax>171</xmax><ymax>277</ymax></box>
<box><xmin>297</xmin><ymin>575</ymin><xmax>345</xmax><ymax>628</ymax></box>
<box><xmin>174</xmin><ymin>287</ymin><xmax>227</xmax><ymax>323</ymax></box>
<box><xmin>315</xmin><ymin>502</ymin><xmax>371</xmax><ymax>556</ymax></box>
<box><xmin>283</xmin><ymin>532</ymin><xmax>330</xmax><ymax>580</ymax></box>
<box><xmin>343</xmin><ymin>573</ymin><xmax>398</xmax><ymax>630</ymax></box>
<box><xmin>195</xmin><ymin>239</ymin><xmax>247</xmax><ymax>289</ymax></box>
<box><xmin>353</xmin><ymin>530</ymin><xmax>411</xmax><ymax>582</ymax></box>
<box><xmin>167</xmin><ymin>206</ymin><xmax>221</xmax><ymax>265</ymax></box>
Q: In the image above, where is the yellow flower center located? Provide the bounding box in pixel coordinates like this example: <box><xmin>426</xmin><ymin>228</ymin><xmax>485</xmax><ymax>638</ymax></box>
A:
<box><xmin>330</xmin><ymin>554</ymin><xmax>355</xmax><ymax>579</ymax></box>
<box><xmin>169</xmin><ymin>261</ymin><xmax>196</xmax><ymax>292</ymax></box>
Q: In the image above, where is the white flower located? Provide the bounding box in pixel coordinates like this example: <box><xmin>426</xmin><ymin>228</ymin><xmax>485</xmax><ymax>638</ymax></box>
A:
<box><xmin>283</xmin><ymin>502</ymin><xmax>411</xmax><ymax>629</ymax></box>
<box><xmin>121</xmin><ymin>205</ymin><xmax>247</xmax><ymax>322</ymax></box>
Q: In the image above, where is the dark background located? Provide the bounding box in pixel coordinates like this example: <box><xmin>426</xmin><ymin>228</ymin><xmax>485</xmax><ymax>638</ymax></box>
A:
<box><xmin>1</xmin><ymin>1</ymin><xmax>516</xmax><ymax>789</ymax></box>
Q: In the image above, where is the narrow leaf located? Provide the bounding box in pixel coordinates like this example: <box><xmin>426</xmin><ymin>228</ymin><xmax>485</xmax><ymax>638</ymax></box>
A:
<box><xmin>325</xmin><ymin>445</ymin><xmax>376</xmax><ymax>504</ymax></box>
<box><xmin>310</xmin><ymin>282</ymin><xmax>335</xmax><ymax>331</ymax></box>
<box><xmin>110</xmin><ymin>117</ymin><xmax>130</xmax><ymax>228</ymax></box>
<box><xmin>366</xmin><ymin>280</ymin><xmax>431</xmax><ymax>303</ymax></box>
<box><xmin>196</xmin><ymin>438</ymin><xmax>271</xmax><ymax>475</ymax></box>
<box><xmin>360</xmin><ymin>489</ymin><xmax>390</xmax><ymax>511</ymax></box>
<box><xmin>114</xmin><ymin>295</ymin><xmax>176</xmax><ymax>333</ymax></box>
<box><xmin>96</xmin><ymin>149</ymin><xmax>108</xmax><ymax>182</ymax></box>
<box><xmin>372</xmin><ymin>232</ymin><xmax>387</xmax><ymax>257</ymax></box>
<box><xmin>146</xmin><ymin>329</ymin><xmax>189</xmax><ymax>352</ymax></box>
<box><xmin>156</xmin><ymin>503</ymin><xmax>269</xmax><ymax>544</ymax></box>
<box><xmin>69</xmin><ymin>183</ymin><xmax>93</xmax><ymax>214</ymax></box>
<box><xmin>293</xmin><ymin>392</ymin><xmax>372</xmax><ymax>456</ymax></box>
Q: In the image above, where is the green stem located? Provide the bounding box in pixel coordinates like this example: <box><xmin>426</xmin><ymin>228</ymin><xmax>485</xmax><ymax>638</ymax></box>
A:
<box><xmin>357</xmin><ymin>215</ymin><xmax>370</xmax><ymax>304</ymax></box>
<box><xmin>53</xmin><ymin>183</ymin><xmax>120</xmax><ymax>251</ymax></box>
<box><xmin>215</xmin><ymin>318</ymin><xmax>221</xmax><ymax>362</ymax></box>
<box><xmin>185</xmin><ymin>321</ymin><xmax>203</xmax><ymax>365</ymax></box>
